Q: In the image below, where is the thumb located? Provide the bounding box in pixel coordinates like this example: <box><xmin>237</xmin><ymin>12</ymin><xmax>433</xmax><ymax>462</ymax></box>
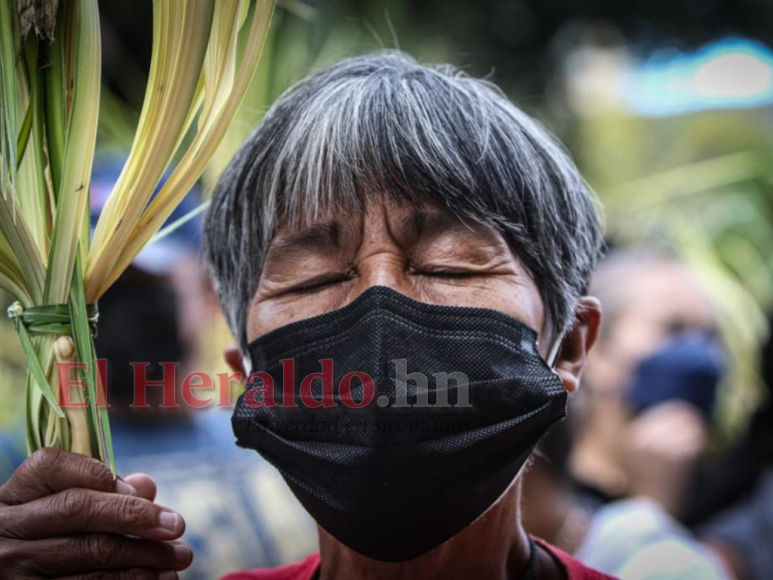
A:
<box><xmin>124</xmin><ymin>473</ymin><xmax>157</xmax><ymax>501</ymax></box>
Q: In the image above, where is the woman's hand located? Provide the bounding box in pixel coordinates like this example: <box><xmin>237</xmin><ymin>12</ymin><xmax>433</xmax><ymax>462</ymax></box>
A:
<box><xmin>0</xmin><ymin>448</ymin><xmax>191</xmax><ymax>579</ymax></box>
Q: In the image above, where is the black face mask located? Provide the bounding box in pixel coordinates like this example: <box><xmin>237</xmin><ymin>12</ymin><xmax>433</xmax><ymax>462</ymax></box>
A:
<box><xmin>233</xmin><ymin>286</ymin><xmax>567</xmax><ymax>562</ymax></box>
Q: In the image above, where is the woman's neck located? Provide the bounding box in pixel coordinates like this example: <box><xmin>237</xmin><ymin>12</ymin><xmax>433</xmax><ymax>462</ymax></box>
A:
<box><xmin>317</xmin><ymin>483</ymin><xmax>561</xmax><ymax>580</ymax></box>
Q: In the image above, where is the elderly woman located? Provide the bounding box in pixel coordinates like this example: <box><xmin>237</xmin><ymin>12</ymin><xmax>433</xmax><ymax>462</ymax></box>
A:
<box><xmin>0</xmin><ymin>52</ymin><xmax>608</xmax><ymax>580</ymax></box>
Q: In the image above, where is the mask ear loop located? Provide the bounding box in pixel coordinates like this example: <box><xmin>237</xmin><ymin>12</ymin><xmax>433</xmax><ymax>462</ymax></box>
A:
<box><xmin>547</xmin><ymin>332</ymin><xmax>565</xmax><ymax>370</ymax></box>
<box><xmin>242</xmin><ymin>354</ymin><xmax>253</xmax><ymax>376</ymax></box>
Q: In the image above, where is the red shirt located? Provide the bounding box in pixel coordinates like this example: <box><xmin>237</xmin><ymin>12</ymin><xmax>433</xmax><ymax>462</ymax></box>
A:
<box><xmin>222</xmin><ymin>538</ymin><xmax>618</xmax><ymax>580</ymax></box>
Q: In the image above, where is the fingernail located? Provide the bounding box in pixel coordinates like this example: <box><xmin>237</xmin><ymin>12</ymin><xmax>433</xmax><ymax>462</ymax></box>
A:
<box><xmin>159</xmin><ymin>572</ymin><xmax>178</xmax><ymax>580</ymax></box>
<box><xmin>173</xmin><ymin>542</ymin><xmax>192</xmax><ymax>563</ymax></box>
<box><xmin>159</xmin><ymin>512</ymin><xmax>182</xmax><ymax>534</ymax></box>
<box><xmin>116</xmin><ymin>479</ymin><xmax>137</xmax><ymax>496</ymax></box>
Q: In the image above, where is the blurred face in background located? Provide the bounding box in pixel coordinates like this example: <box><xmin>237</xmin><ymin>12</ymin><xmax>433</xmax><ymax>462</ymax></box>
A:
<box><xmin>584</xmin><ymin>260</ymin><xmax>718</xmax><ymax>399</ymax></box>
<box><xmin>570</xmin><ymin>257</ymin><xmax>721</xmax><ymax>506</ymax></box>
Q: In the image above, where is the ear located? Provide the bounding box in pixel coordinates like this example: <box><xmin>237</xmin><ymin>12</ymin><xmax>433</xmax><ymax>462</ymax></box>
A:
<box><xmin>224</xmin><ymin>342</ymin><xmax>247</xmax><ymax>380</ymax></box>
<box><xmin>555</xmin><ymin>296</ymin><xmax>602</xmax><ymax>394</ymax></box>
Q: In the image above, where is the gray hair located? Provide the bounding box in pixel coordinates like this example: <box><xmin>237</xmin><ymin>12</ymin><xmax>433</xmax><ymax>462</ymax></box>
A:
<box><xmin>205</xmin><ymin>50</ymin><xmax>604</xmax><ymax>348</ymax></box>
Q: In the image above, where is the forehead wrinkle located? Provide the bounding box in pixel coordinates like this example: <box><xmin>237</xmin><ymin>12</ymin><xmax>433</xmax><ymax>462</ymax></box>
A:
<box><xmin>421</xmin><ymin>211</ymin><xmax>487</xmax><ymax>241</ymax></box>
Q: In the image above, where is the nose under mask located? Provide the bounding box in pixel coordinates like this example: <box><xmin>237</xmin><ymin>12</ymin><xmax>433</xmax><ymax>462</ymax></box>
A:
<box><xmin>232</xmin><ymin>286</ymin><xmax>567</xmax><ymax>562</ymax></box>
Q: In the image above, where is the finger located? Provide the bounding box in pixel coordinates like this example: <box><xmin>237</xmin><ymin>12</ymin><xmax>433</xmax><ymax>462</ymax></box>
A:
<box><xmin>124</xmin><ymin>474</ymin><xmax>157</xmax><ymax>502</ymax></box>
<box><xmin>57</xmin><ymin>571</ymin><xmax>178</xmax><ymax>580</ymax></box>
<box><xmin>2</xmin><ymin>489</ymin><xmax>184</xmax><ymax>541</ymax></box>
<box><xmin>0</xmin><ymin>449</ymin><xmax>135</xmax><ymax>506</ymax></box>
<box><xmin>2</xmin><ymin>535</ymin><xmax>190</xmax><ymax>577</ymax></box>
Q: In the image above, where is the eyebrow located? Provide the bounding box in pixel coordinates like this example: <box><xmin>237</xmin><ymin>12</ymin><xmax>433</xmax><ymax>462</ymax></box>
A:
<box><xmin>268</xmin><ymin>221</ymin><xmax>343</xmax><ymax>259</ymax></box>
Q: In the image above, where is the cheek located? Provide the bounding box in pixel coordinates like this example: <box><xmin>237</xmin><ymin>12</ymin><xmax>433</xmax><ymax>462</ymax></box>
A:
<box><xmin>247</xmin><ymin>279</ymin><xmax>545</xmax><ymax>344</ymax></box>
<box><xmin>617</xmin><ymin>313</ymin><xmax>669</xmax><ymax>362</ymax></box>
<box><xmin>246</xmin><ymin>286</ymin><xmax>351</xmax><ymax>341</ymax></box>
<box><xmin>415</xmin><ymin>276</ymin><xmax>545</xmax><ymax>335</ymax></box>
<box><xmin>602</xmin><ymin>312</ymin><xmax>667</xmax><ymax>387</ymax></box>
<box><xmin>246</xmin><ymin>300</ymin><xmax>294</xmax><ymax>341</ymax></box>
<box><xmin>480</xmin><ymin>280</ymin><xmax>544</xmax><ymax>335</ymax></box>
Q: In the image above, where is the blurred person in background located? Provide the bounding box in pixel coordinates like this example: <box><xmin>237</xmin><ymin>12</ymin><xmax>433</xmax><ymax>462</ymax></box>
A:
<box><xmin>89</xmin><ymin>163</ymin><xmax>318</xmax><ymax>580</ymax></box>
<box><xmin>97</xmin><ymin>268</ymin><xmax>316</xmax><ymax>580</ymax></box>
<box><xmin>570</xmin><ymin>250</ymin><xmax>725</xmax><ymax>515</ymax></box>
<box><xmin>522</xmin><ymin>249</ymin><xmax>731</xmax><ymax>579</ymax></box>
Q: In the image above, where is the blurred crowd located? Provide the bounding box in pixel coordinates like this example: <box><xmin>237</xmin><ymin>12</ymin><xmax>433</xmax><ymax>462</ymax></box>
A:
<box><xmin>522</xmin><ymin>250</ymin><xmax>773</xmax><ymax>580</ymax></box>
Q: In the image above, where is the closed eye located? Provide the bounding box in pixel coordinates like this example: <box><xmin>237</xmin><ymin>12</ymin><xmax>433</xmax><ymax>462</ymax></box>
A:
<box><xmin>291</xmin><ymin>274</ymin><xmax>351</xmax><ymax>294</ymax></box>
<box><xmin>412</xmin><ymin>269</ymin><xmax>478</xmax><ymax>280</ymax></box>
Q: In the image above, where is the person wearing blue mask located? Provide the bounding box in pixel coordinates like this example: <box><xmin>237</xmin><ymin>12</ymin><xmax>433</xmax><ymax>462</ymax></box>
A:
<box><xmin>570</xmin><ymin>250</ymin><xmax>725</xmax><ymax>515</ymax></box>
<box><xmin>521</xmin><ymin>249</ymin><xmax>731</xmax><ymax>579</ymax></box>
